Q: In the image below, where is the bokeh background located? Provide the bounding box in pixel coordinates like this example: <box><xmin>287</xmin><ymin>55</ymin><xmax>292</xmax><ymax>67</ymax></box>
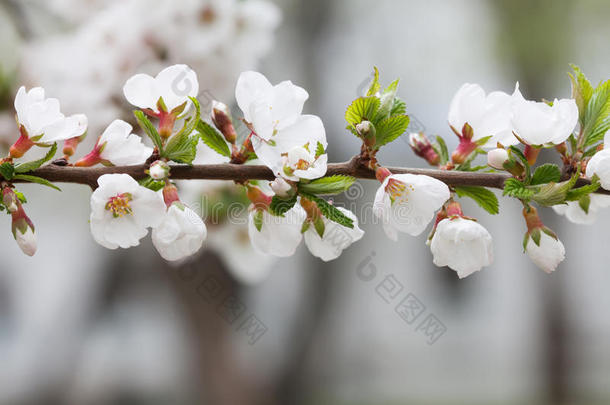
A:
<box><xmin>0</xmin><ymin>0</ymin><xmax>609</xmax><ymax>404</ymax></box>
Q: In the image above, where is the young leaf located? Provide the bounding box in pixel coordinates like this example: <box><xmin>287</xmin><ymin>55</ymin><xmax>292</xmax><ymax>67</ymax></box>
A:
<box><xmin>14</xmin><ymin>143</ymin><xmax>58</xmax><ymax>174</ymax></box>
<box><xmin>300</xmin><ymin>192</ymin><xmax>354</xmax><ymax>229</ymax></box>
<box><xmin>390</xmin><ymin>97</ymin><xmax>407</xmax><ymax>116</ymax></box>
<box><xmin>568</xmin><ymin>64</ymin><xmax>593</xmax><ymax>126</ymax></box>
<box><xmin>13</xmin><ymin>174</ymin><xmax>61</xmax><ymax>191</ymax></box>
<box><xmin>298</xmin><ymin>175</ymin><xmax>356</xmax><ymax>195</ymax></box>
<box><xmin>345</xmin><ymin>96</ymin><xmax>380</xmax><ymax>128</ymax></box>
<box><xmin>374</xmin><ymin>115</ymin><xmax>410</xmax><ymax>148</ymax></box>
<box><xmin>503</xmin><ymin>178</ymin><xmax>534</xmax><ymax>200</ymax></box>
<box><xmin>269</xmin><ymin>194</ymin><xmax>297</xmax><ymax>217</ymax></box>
<box><xmin>583</xmin><ymin>79</ymin><xmax>610</xmax><ymax>147</ymax></box>
<box><xmin>139</xmin><ymin>176</ymin><xmax>165</xmax><ymax>192</ymax></box>
<box><xmin>433</xmin><ymin>136</ymin><xmax>449</xmax><ymax>165</ymax></box>
<box><xmin>253</xmin><ymin>209</ymin><xmax>264</xmax><ymax>232</ymax></box>
<box><xmin>530</xmin><ymin>163</ymin><xmax>561</xmax><ymax>185</ymax></box>
<box><xmin>376</xmin><ymin>79</ymin><xmax>399</xmax><ymax>120</ymax></box>
<box><xmin>0</xmin><ymin>162</ymin><xmax>15</xmax><ymax>180</ymax></box>
<box><xmin>365</xmin><ymin>67</ymin><xmax>380</xmax><ymax>96</ymax></box>
<box><xmin>565</xmin><ymin>176</ymin><xmax>600</xmax><ymax>201</ymax></box>
<box><xmin>163</xmin><ymin>136</ymin><xmax>197</xmax><ymax>164</ymax></box>
<box><xmin>315</xmin><ymin>141</ymin><xmax>325</xmax><ymax>158</ymax></box>
<box><xmin>197</xmin><ymin>121</ymin><xmax>231</xmax><ymax>158</ymax></box>
<box><xmin>454</xmin><ymin>186</ymin><xmax>499</xmax><ymax>215</ymax></box>
<box><xmin>134</xmin><ymin>110</ymin><xmax>163</xmax><ymax>151</ymax></box>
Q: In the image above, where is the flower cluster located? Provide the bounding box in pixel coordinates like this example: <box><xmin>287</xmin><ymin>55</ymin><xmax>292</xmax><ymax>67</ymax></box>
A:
<box><xmin>0</xmin><ymin>63</ymin><xmax>608</xmax><ymax>282</ymax></box>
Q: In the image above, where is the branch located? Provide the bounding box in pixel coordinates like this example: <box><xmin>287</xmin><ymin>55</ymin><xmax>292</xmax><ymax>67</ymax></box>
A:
<box><xmin>11</xmin><ymin>156</ymin><xmax>606</xmax><ymax>194</ymax></box>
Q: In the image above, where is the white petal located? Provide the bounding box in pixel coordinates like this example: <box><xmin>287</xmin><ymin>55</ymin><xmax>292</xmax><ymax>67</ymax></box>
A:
<box><xmin>235</xmin><ymin>71</ymin><xmax>273</xmax><ymax>123</ymax></box>
<box><xmin>155</xmin><ymin>64</ymin><xmax>199</xmax><ymax>111</ymax></box>
<box><xmin>304</xmin><ymin>207</ymin><xmax>364</xmax><ymax>261</ymax></box>
<box><xmin>248</xmin><ymin>205</ymin><xmax>306</xmax><ymax>257</ymax></box>
<box><xmin>586</xmin><ymin>148</ymin><xmax>610</xmax><ymax>190</ymax></box>
<box><xmin>152</xmin><ymin>205</ymin><xmax>206</xmax><ymax>261</ymax></box>
<box><xmin>526</xmin><ymin>232</ymin><xmax>565</xmax><ymax>273</ymax></box>
<box><xmin>123</xmin><ymin>73</ymin><xmax>157</xmax><ymax>111</ymax></box>
<box><xmin>271</xmin><ymin>80</ymin><xmax>309</xmax><ymax>130</ymax></box>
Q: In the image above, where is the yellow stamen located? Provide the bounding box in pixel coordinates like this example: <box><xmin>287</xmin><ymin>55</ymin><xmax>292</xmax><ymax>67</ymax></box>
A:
<box><xmin>105</xmin><ymin>193</ymin><xmax>133</xmax><ymax>218</ymax></box>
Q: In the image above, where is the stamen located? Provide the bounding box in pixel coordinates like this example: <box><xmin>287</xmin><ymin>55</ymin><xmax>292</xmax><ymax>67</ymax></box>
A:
<box><xmin>105</xmin><ymin>193</ymin><xmax>133</xmax><ymax>218</ymax></box>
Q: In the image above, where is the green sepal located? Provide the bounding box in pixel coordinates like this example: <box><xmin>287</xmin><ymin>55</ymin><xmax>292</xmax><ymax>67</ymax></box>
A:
<box><xmin>139</xmin><ymin>176</ymin><xmax>165</xmax><ymax>192</ymax></box>
<box><xmin>253</xmin><ymin>209</ymin><xmax>264</xmax><ymax>232</ymax></box>
<box><xmin>313</xmin><ymin>216</ymin><xmax>325</xmax><ymax>238</ymax></box>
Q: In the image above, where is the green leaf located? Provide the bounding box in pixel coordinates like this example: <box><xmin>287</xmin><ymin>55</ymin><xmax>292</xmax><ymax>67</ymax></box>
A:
<box><xmin>14</xmin><ymin>143</ymin><xmax>58</xmax><ymax>174</ymax></box>
<box><xmin>0</xmin><ymin>162</ymin><xmax>15</xmax><ymax>180</ymax></box>
<box><xmin>503</xmin><ymin>178</ymin><xmax>534</xmax><ymax>200</ymax></box>
<box><xmin>197</xmin><ymin>121</ymin><xmax>231</xmax><ymax>158</ymax></box>
<box><xmin>530</xmin><ymin>163</ymin><xmax>561</xmax><ymax>185</ymax></box>
<box><xmin>300</xmin><ymin>193</ymin><xmax>354</xmax><ymax>229</ymax></box>
<box><xmin>434</xmin><ymin>136</ymin><xmax>449</xmax><ymax>165</ymax></box>
<box><xmin>530</xmin><ymin>175</ymin><xmax>578</xmax><ymax>207</ymax></box>
<box><xmin>565</xmin><ymin>176</ymin><xmax>600</xmax><ymax>201</ymax></box>
<box><xmin>134</xmin><ymin>110</ymin><xmax>163</xmax><ymax>151</ymax></box>
<box><xmin>376</xmin><ymin>79</ymin><xmax>399</xmax><ymax>120</ymax></box>
<box><xmin>13</xmin><ymin>174</ymin><xmax>61</xmax><ymax>191</ymax></box>
<box><xmin>578</xmin><ymin>194</ymin><xmax>591</xmax><ymax>214</ymax></box>
<box><xmin>365</xmin><ymin>67</ymin><xmax>380</xmax><ymax>96</ymax></box>
<box><xmin>374</xmin><ymin>115</ymin><xmax>410</xmax><ymax>148</ymax></box>
<box><xmin>390</xmin><ymin>97</ymin><xmax>407</xmax><ymax>116</ymax></box>
<box><xmin>315</xmin><ymin>141</ymin><xmax>325</xmax><ymax>158</ymax></box>
<box><xmin>454</xmin><ymin>186</ymin><xmax>499</xmax><ymax>215</ymax></box>
<box><xmin>269</xmin><ymin>194</ymin><xmax>297</xmax><ymax>217</ymax></box>
<box><xmin>253</xmin><ymin>209</ymin><xmax>263</xmax><ymax>232</ymax></box>
<box><xmin>163</xmin><ymin>97</ymin><xmax>201</xmax><ymax>164</ymax></box>
<box><xmin>508</xmin><ymin>146</ymin><xmax>531</xmax><ymax>180</ymax></box>
<box><xmin>583</xmin><ymin>79</ymin><xmax>610</xmax><ymax>147</ymax></box>
<box><xmin>139</xmin><ymin>176</ymin><xmax>165</xmax><ymax>192</ymax></box>
<box><xmin>298</xmin><ymin>175</ymin><xmax>356</xmax><ymax>195</ymax></box>
<box><xmin>568</xmin><ymin>64</ymin><xmax>593</xmax><ymax>126</ymax></box>
<box><xmin>345</xmin><ymin>96</ymin><xmax>380</xmax><ymax>128</ymax></box>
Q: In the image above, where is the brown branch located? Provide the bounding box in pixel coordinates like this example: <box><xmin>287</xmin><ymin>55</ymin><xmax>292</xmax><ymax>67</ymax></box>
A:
<box><xmin>11</xmin><ymin>156</ymin><xmax>606</xmax><ymax>194</ymax></box>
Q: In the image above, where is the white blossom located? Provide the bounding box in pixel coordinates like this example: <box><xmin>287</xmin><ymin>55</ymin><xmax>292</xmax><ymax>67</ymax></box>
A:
<box><xmin>525</xmin><ymin>232</ymin><xmax>566</xmax><ymax>274</ymax></box>
<box><xmin>90</xmin><ymin>174</ymin><xmax>166</xmax><ymax>249</ymax></box>
<box><xmin>14</xmin><ymin>86</ymin><xmax>87</xmax><ymax>142</ymax></box>
<box><xmin>303</xmin><ymin>208</ymin><xmax>364</xmax><ymax>262</ymax></box>
<box><xmin>552</xmin><ymin>194</ymin><xmax>610</xmax><ymax>225</ymax></box>
<box><xmin>123</xmin><ymin>64</ymin><xmax>199</xmax><ymax>113</ymax></box>
<box><xmin>152</xmin><ymin>203</ymin><xmax>206</xmax><ymax>261</ymax></box>
<box><xmin>487</xmin><ymin>148</ymin><xmax>509</xmax><ymax>170</ymax></box>
<box><xmin>97</xmin><ymin>120</ymin><xmax>152</xmax><ymax>165</ymax></box>
<box><xmin>429</xmin><ymin>218</ymin><xmax>493</xmax><ymax>278</ymax></box>
<box><xmin>235</xmin><ymin>71</ymin><xmax>327</xmax><ymax>180</ymax></box>
<box><xmin>511</xmin><ymin>86</ymin><xmax>578</xmax><ymax>146</ymax></box>
<box><xmin>373</xmin><ymin>173</ymin><xmax>450</xmax><ymax>239</ymax></box>
<box><xmin>585</xmin><ymin>131</ymin><xmax>610</xmax><ymax>190</ymax></box>
<box><xmin>448</xmin><ymin>83</ymin><xmax>518</xmax><ymax>148</ymax></box>
<box><xmin>248</xmin><ymin>204</ymin><xmax>306</xmax><ymax>257</ymax></box>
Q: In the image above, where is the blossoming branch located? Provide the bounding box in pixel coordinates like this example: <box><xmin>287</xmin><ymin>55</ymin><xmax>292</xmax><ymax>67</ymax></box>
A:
<box><xmin>1</xmin><ymin>64</ymin><xmax>609</xmax><ymax>279</ymax></box>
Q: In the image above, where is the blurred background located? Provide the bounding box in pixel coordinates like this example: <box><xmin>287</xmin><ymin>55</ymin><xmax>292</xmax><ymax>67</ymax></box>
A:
<box><xmin>0</xmin><ymin>0</ymin><xmax>609</xmax><ymax>404</ymax></box>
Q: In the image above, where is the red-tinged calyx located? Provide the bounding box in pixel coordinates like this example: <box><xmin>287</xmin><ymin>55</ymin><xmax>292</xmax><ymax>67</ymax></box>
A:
<box><xmin>74</xmin><ymin>142</ymin><xmax>105</xmax><ymax>167</ymax></box>
<box><xmin>212</xmin><ymin>101</ymin><xmax>237</xmax><ymax>144</ymax></box>
<box><xmin>409</xmin><ymin>133</ymin><xmax>440</xmax><ymax>166</ymax></box>
<box><xmin>9</xmin><ymin>126</ymin><xmax>35</xmax><ymax>159</ymax></box>
<box><xmin>446</xmin><ymin>201</ymin><xmax>464</xmax><ymax>218</ymax></box>
<box><xmin>450</xmin><ymin>123</ymin><xmax>477</xmax><ymax>165</ymax></box>
<box><xmin>522</xmin><ymin>205</ymin><xmax>544</xmax><ymax>233</ymax></box>
<box><xmin>62</xmin><ymin>136</ymin><xmax>80</xmax><ymax>158</ymax></box>
<box><xmin>375</xmin><ymin>166</ymin><xmax>392</xmax><ymax>183</ymax></box>
<box><xmin>524</xmin><ymin>144</ymin><xmax>541</xmax><ymax>166</ymax></box>
<box><xmin>246</xmin><ymin>185</ymin><xmax>272</xmax><ymax>210</ymax></box>
<box><xmin>11</xmin><ymin>203</ymin><xmax>34</xmax><ymax>236</ymax></box>
<box><xmin>162</xmin><ymin>183</ymin><xmax>181</xmax><ymax>209</ymax></box>
<box><xmin>2</xmin><ymin>187</ymin><xmax>19</xmax><ymax>213</ymax></box>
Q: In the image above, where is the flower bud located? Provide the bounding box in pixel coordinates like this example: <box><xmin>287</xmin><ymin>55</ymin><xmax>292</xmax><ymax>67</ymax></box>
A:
<box><xmin>149</xmin><ymin>160</ymin><xmax>170</xmax><ymax>180</ymax></box>
<box><xmin>487</xmin><ymin>148</ymin><xmax>509</xmax><ymax>170</ymax></box>
<box><xmin>270</xmin><ymin>177</ymin><xmax>293</xmax><ymax>198</ymax></box>
<box><xmin>409</xmin><ymin>132</ymin><xmax>440</xmax><ymax>166</ymax></box>
<box><xmin>212</xmin><ymin>100</ymin><xmax>237</xmax><ymax>144</ymax></box>
<box><xmin>356</xmin><ymin>121</ymin><xmax>376</xmax><ymax>149</ymax></box>
<box><xmin>522</xmin><ymin>205</ymin><xmax>565</xmax><ymax>273</ymax></box>
<box><xmin>162</xmin><ymin>182</ymin><xmax>180</xmax><ymax>208</ymax></box>
<box><xmin>2</xmin><ymin>187</ymin><xmax>19</xmax><ymax>213</ymax></box>
<box><xmin>11</xmin><ymin>204</ymin><xmax>36</xmax><ymax>256</ymax></box>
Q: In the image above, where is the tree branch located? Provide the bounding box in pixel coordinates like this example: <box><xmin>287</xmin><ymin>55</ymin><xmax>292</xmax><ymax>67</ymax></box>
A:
<box><xmin>11</xmin><ymin>156</ymin><xmax>606</xmax><ymax>194</ymax></box>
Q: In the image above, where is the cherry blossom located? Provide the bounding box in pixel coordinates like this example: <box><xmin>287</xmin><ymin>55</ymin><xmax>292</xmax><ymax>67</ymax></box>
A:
<box><xmin>511</xmin><ymin>86</ymin><xmax>578</xmax><ymax>146</ymax></box>
<box><xmin>10</xmin><ymin>86</ymin><xmax>88</xmax><ymax>158</ymax></box>
<box><xmin>302</xmin><ymin>207</ymin><xmax>364</xmax><ymax>262</ymax></box>
<box><xmin>552</xmin><ymin>195</ymin><xmax>610</xmax><ymax>225</ymax></box>
<box><xmin>235</xmin><ymin>71</ymin><xmax>327</xmax><ymax>180</ymax></box>
<box><xmin>373</xmin><ymin>169</ymin><xmax>450</xmax><ymax>239</ymax></box>
<box><xmin>585</xmin><ymin>131</ymin><xmax>610</xmax><ymax>190</ymax></box>
<box><xmin>89</xmin><ymin>174</ymin><xmax>166</xmax><ymax>249</ymax></box>
<box><xmin>11</xmin><ymin>203</ymin><xmax>37</xmax><ymax>257</ymax></box>
<box><xmin>448</xmin><ymin>83</ymin><xmax>518</xmax><ymax>148</ymax></box>
<box><xmin>523</xmin><ymin>206</ymin><xmax>565</xmax><ymax>273</ymax></box>
<box><xmin>75</xmin><ymin>120</ymin><xmax>152</xmax><ymax>167</ymax></box>
<box><xmin>152</xmin><ymin>203</ymin><xmax>207</xmax><ymax>262</ymax></box>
